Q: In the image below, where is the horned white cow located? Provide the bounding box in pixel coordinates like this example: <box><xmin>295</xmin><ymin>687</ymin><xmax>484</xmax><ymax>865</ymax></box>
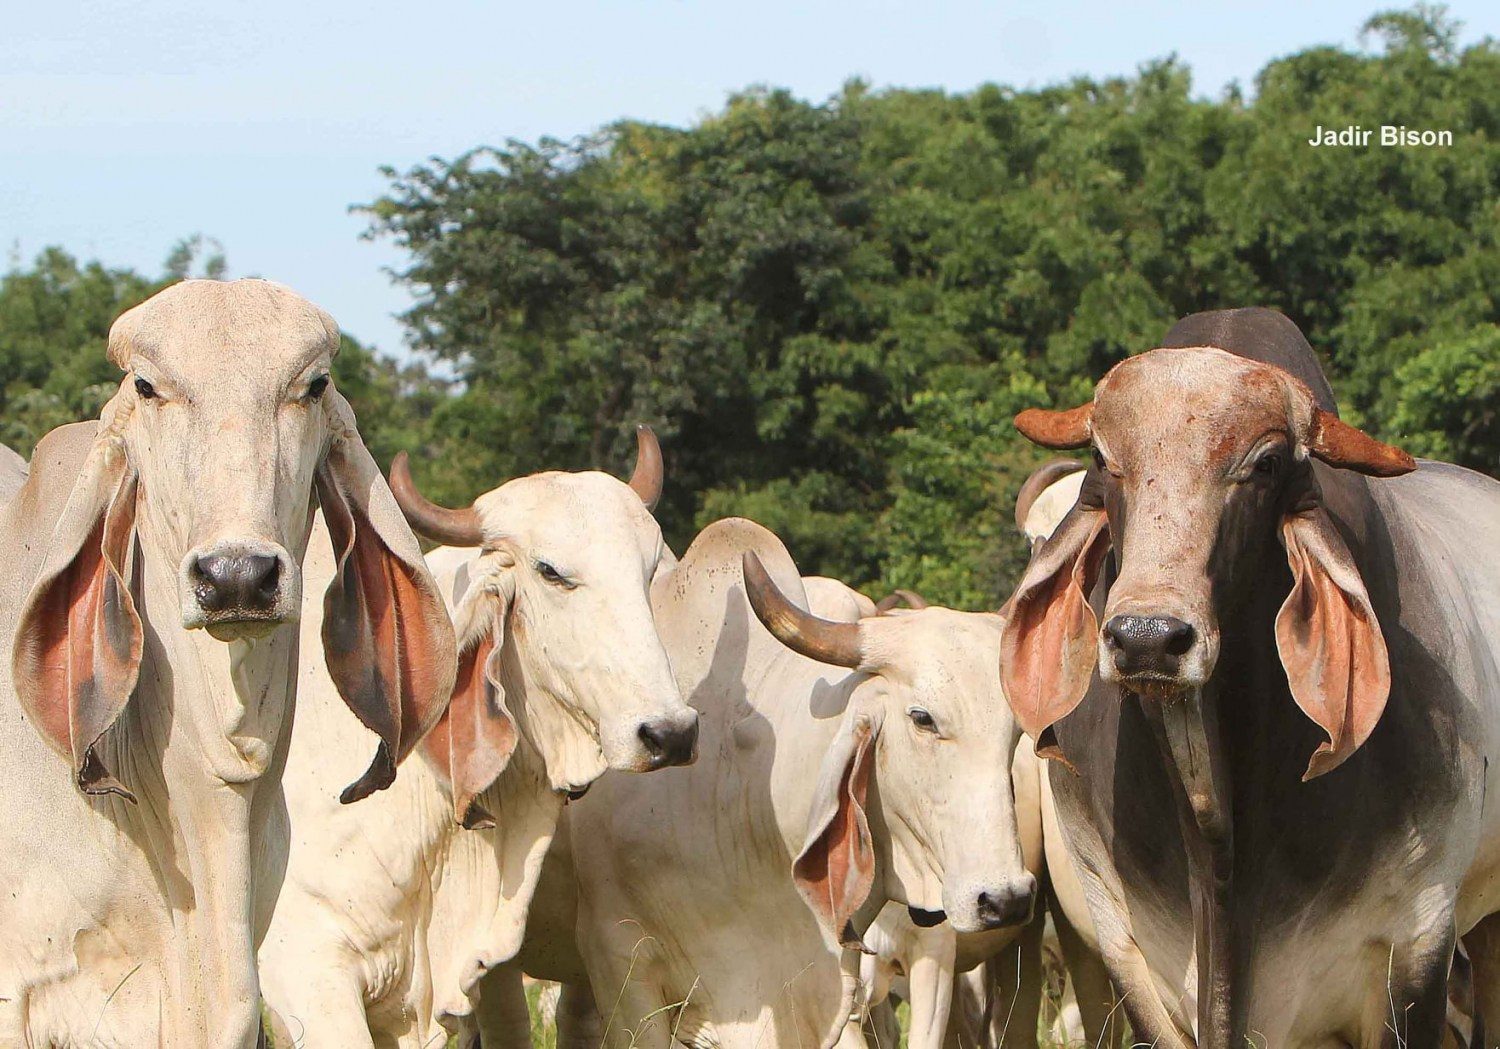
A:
<box><xmin>854</xmin><ymin>461</ymin><xmax>1124</xmax><ymax>1049</ymax></box>
<box><xmin>0</xmin><ymin>280</ymin><xmax>456</xmax><ymax>1047</ymax></box>
<box><xmin>518</xmin><ymin>518</ymin><xmax>1036</xmax><ymax>1049</ymax></box>
<box><xmin>259</xmin><ymin>429</ymin><xmax>699</xmax><ymax>1047</ymax></box>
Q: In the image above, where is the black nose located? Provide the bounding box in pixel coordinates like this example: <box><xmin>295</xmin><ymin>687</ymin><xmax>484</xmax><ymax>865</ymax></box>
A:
<box><xmin>1103</xmin><ymin>614</ymin><xmax>1196</xmax><ymax>674</ymax></box>
<box><xmin>638</xmin><ymin>716</ymin><xmax>699</xmax><ymax>769</ymax></box>
<box><xmin>192</xmin><ymin>554</ymin><xmax>281</xmax><ymax>614</ymax></box>
<box><xmin>975</xmin><ymin>882</ymin><xmax>1036</xmax><ymax>929</ymax></box>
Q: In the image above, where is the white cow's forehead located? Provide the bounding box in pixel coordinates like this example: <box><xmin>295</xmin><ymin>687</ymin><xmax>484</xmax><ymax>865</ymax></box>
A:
<box><xmin>109</xmin><ymin>279</ymin><xmax>339</xmax><ymax>378</ymax></box>
<box><xmin>473</xmin><ymin>472</ymin><xmax>659</xmax><ymax>557</ymax></box>
<box><xmin>862</xmin><ymin>609</ymin><xmax>1004</xmax><ymax>696</ymax></box>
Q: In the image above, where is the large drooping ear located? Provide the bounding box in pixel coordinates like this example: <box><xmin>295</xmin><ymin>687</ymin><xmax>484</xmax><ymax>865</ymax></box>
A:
<box><xmin>13</xmin><ymin>404</ymin><xmax>143</xmax><ymax>800</ymax></box>
<box><xmin>1014</xmin><ymin>403</ymin><xmax>1094</xmax><ymax>450</ymax></box>
<box><xmin>420</xmin><ymin>581</ymin><xmax>519</xmax><ymax>828</ymax></box>
<box><xmin>1000</xmin><ymin>503</ymin><xmax>1110</xmax><ymax>761</ymax></box>
<box><xmin>1276</xmin><ymin>504</ymin><xmax>1391</xmax><ymax>780</ymax></box>
<box><xmin>318</xmin><ymin>392</ymin><xmax>459</xmax><ymax>803</ymax></box>
<box><xmin>1306</xmin><ymin>410</ymin><xmax>1416</xmax><ymax>478</ymax></box>
<box><xmin>794</xmin><ymin>702</ymin><xmax>882</xmax><ymax>948</ymax></box>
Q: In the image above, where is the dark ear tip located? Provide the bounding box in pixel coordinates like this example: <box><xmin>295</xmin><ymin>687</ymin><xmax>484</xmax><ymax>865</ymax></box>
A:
<box><xmin>339</xmin><ymin>741</ymin><xmax>397</xmax><ymax>804</ymax></box>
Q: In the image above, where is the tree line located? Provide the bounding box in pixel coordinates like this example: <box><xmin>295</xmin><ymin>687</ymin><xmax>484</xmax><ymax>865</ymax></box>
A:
<box><xmin>2</xmin><ymin>6</ymin><xmax>1495</xmax><ymax>607</ymax></box>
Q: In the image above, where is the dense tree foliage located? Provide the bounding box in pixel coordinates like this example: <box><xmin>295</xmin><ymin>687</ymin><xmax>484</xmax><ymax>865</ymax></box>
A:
<box><xmin>3</xmin><ymin>7</ymin><xmax>1496</xmax><ymax>607</ymax></box>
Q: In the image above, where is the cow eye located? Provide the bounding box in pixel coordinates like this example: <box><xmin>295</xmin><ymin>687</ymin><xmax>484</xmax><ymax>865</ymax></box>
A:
<box><xmin>907</xmin><ymin>707</ymin><xmax>937</xmax><ymax>733</ymax></box>
<box><xmin>307</xmin><ymin>374</ymin><xmax>330</xmax><ymax>400</ymax></box>
<box><xmin>1092</xmin><ymin>446</ymin><xmax>1106</xmax><ymax>470</ymax></box>
<box><xmin>535</xmin><ymin>560</ymin><xmax>575</xmax><ymax>589</ymax></box>
<box><xmin>134</xmin><ymin>377</ymin><xmax>158</xmax><ymax>401</ymax></box>
<box><xmin>1254</xmin><ymin>452</ymin><xmax>1283</xmax><ymax>479</ymax></box>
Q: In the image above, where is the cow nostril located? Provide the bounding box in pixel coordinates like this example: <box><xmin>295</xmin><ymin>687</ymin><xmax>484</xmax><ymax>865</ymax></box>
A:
<box><xmin>246</xmin><ymin>555</ymin><xmax>280</xmax><ymax>598</ymax></box>
<box><xmin>1162</xmin><ymin>618</ymin><xmax>1196</xmax><ymax>656</ymax></box>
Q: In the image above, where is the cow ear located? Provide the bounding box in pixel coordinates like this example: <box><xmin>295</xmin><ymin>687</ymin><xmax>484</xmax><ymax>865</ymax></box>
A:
<box><xmin>1000</xmin><ymin>505</ymin><xmax>1110</xmax><ymax>760</ymax></box>
<box><xmin>13</xmin><ymin>433</ymin><xmax>143</xmax><ymax>801</ymax></box>
<box><xmin>793</xmin><ymin>705</ymin><xmax>880</xmax><ymax>948</ymax></box>
<box><xmin>421</xmin><ymin>588</ymin><xmax>520</xmax><ymax>829</ymax></box>
<box><xmin>1276</xmin><ymin>506</ymin><xmax>1391</xmax><ymax>780</ymax></box>
<box><xmin>318</xmin><ymin>393</ymin><xmax>459</xmax><ymax>804</ymax></box>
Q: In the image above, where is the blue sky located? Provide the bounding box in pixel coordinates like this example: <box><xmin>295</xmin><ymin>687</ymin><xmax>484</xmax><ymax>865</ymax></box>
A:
<box><xmin>3</xmin><ymin>1</ymin><xmax>1494</xmax><ymax>357</ymax></box>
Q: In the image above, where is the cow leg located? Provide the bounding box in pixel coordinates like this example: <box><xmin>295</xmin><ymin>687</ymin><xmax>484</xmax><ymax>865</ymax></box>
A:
<box><xmin>1463</xmin><ymin>913</ymin><xmax>1500</xmax><ymax>1043</ymax></box>
<box><xmin>944</xmin><ymin>969</ymin><xmax>987</xmax><ymax>1049</ymax></box>
<box><xmin>903</xmin><ymin>923</ymin><xmax>958</xmax><ymax>1049</ymax></box>
<box><xmin>556</xmin><ymin>981</ymin><xmax>605</xmax><ymax>1049</ymax></box>
<box><xmin>982</xmin><ymin>909</ymin><xmax>1043</xmax><ymax>1049</ymax></box>
<box><xmin>1362</xmin><ymin>926</ymin><xmax>1456</xmax><ymax>1049</ymax></box>
<box><xmin>260</xmin><ymin>969</ymin><xmax>375</xmax><ymax>1049</ymax></box>
<box><xmin>1053</xmin><ymin>900</ymin><xmax>1126</xmax><ymax>1048</ymax></box>
<box><xmin>470</xmin><ymin>964</ymin><xmax>531</xmax><ymax>1048</ymax></box>
<box><xmin>863</xmin><ymin>998</ymin><xmax>902</xmax><ymax>1049</ymax></box>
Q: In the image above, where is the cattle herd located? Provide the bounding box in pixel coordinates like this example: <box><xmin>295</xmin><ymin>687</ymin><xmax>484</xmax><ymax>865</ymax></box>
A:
<box><xmin>0</xmin><ymin>278</ymin><xmax>1495</xmax><ymax>1049</ymax></box>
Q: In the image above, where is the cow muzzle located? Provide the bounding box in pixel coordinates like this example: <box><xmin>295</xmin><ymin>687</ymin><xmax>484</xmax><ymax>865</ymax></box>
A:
<box><xmin>1099</xmin><ymin>606</ymin><xmax>1216</xmax><ymax>695</ymax></box>
<box><xmin>946</xmin><ymin>871</ymin><xmax>1038</xmax><ymax>934</ymax></box>
<box><xmin>634</xmin><ymin>708</ymin><xmax>700</xmax><ymax>770</ymax></box>
<box><xmin>180</xmin><ymin>539</ymin><xmax>300</xmax><ymax>639</ymax></box>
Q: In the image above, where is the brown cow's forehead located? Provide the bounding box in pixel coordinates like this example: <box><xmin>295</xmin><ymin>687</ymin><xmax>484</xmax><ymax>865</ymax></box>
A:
<box><xmin>1092</xmin><ymin>346</ymin><xmax>1310</xmax><ymax>466</ymax></box>
<box><xmin>109</xmin><ymin>279</ymin><xmax>339</xmax><ymax>384</ymax></box>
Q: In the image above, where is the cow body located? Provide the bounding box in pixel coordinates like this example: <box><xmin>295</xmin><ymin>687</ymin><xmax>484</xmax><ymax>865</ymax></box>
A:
<box><xmin>551</xmin><ymin>517</ymin><xmax>1034</xmax><ymax>1049</ymax></box>
<box><xmin>0</xmin><ymin>423</ymin><xmax>294</xmax><ymax>1046</ymax></box>
<box><xmin>261</xmin><ymin>525</ymin><xmax>557</xmax><ymax>1047</ymax></box>
<box><xmin>261</xmin><ymin>451</ymin><xmax>696</xmax><ymax>1047</ymax></box>
<box><xmin>1008</xmin><ymin>309</ymin><xmax>1500</xmax><ymax>1047</ymax></box>
<box><xmin>0</xmin><ymin>281</ymin><xmax>456</xmax><ymax>1048</ymax></box>
<box><xmin>1050</xmin><ymin>459</ymin><xmax>1500</xmax><ymax>1046</ymax></box>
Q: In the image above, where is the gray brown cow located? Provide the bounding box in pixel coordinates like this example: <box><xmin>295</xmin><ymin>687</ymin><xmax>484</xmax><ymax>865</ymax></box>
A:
<box><xmin>1004</xmin><ymin>308</ymin><xmax>1500</xmax><ymax>1047</ymax></box>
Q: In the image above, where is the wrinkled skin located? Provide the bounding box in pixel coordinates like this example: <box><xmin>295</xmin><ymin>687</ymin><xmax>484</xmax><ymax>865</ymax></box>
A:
<box><xmin>260</xmin><ymin>466</ymin><xmax>697</xmax><ymax>1048</ymax></box>
<box><xmin>518</xmin><ymin>518</ymin><xmax>1034</xmax><ymax>1049</ymax></box>
<box><xmin>1009</xmin><ymin>323</ymin><xmax>1500</xmax><ymax>1047</ymax></box>
<box><xmin>0</xmin><ymin>280</ymin><xmax>455</xmax><ymax>1048</ymax></box>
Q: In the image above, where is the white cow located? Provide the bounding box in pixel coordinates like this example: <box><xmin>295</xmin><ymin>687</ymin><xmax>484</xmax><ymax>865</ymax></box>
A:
<box><xmin>0</xmin><ymin>280</ymin><xmax>456</xmax><ymax>1048</ymax></box>
<box><xmin>259</xmin><ymin>428</ymin><xmax>700</xmax><ymax>1047</ymax></box>
<box><xmin>515</xmin><ymin>517</ymin><xmax>1038</xmax><ymax>1049</ymax></box>
<box><xmin>855</xmin><ymin>459</ymin><xmax>1126</xmax><ymax>1049</ymax></box>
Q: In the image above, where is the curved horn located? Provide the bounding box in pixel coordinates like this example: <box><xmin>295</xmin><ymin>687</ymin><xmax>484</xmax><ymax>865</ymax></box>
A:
<box><xmin>1015</xmin><ymin>403</ymin><xmax>1094</xmax><ymax>450</ymax></box>
<box><xmin>1307</xmin><ymin>410</ymin><xmax>1416</xmax><ymax>478</ymax></box>
<box><xmin>875</xmin><ymin>589</ymin><xmax>928</xmax><ymax>614</ymax></box>
<box><xmin>742</xmin><ymin>552</ymin><xmax>863</xmax><ymax>669</ymax></box>
<box><xmin>388</xmin><ymin>452</ymin><xmax>484</xmax><ymax>547</ymax></box>
<box><xmin>628</xmin><ymin>425</ymin><xmax>664</xmax><ymax>510</ymax></box>
<box><xmin>1014</xmin><ymin>459</ymin><xmax>1085</xmax><ymax>533</ymax></box>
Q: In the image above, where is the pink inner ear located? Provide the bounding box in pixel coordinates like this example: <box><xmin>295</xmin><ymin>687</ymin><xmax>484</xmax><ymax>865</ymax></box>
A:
<box><xmin>16</xmin><ymin>475</ymin><xmax>142</xmax><ymax>798</ymax></box>
<box><xmin>793</xmin><ymin>718</ymin><xmax>876</xmax><ymax>942</ymax></box>
<box><xmin>321</xmin><ymin>464</ymin><xmax>457</xmax><ymax>803</ymax></box>
<box><xmin>1001</xmin><ymin>510</ymin><xmax>1109</xmax><ymax>749</ymax></box>
<box><xmin>1276</xmin><ymin>511</ymin><xmax>1392</xmax><ymax>780</ymax></box>
<box><xmin>421</xmin><ymin>632</ymin><xmax>517</xmax><ymax>828</ymax></box>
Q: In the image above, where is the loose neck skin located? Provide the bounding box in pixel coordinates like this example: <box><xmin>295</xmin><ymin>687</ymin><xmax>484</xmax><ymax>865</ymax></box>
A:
<box><xmin>103</xmin><ymin>501</ymin><xmax>309</xmax><ymax>1045</ymax></box>
<box><xmin>1131</xmin><ymin>545</ymin><xmax>1294</xmax><ymax>1048</ymax></box>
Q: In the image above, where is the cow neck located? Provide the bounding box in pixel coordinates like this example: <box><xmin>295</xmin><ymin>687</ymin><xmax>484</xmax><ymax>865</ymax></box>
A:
<box><xmin>99</xmin><ymin>495</ymin><xmax>303</xmax><ymax>1036</ymax></box>
<box><xmin>427</xmin><ymin>619</ymin><xmax>568</xmax><ymax>1016</ymax></box>
<box><xmin>1128</xmin><ymin>519</ymin><xmax>1310</xmax><ymax>1047</ymax></box>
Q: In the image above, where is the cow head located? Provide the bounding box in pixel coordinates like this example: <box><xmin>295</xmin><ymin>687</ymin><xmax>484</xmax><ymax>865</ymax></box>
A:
<box><xmin>391</xmin><ymin>427</ymin><xmax>699</xmax><ymax>826</ymax></box>
<box><xmin>12</xmin><ymin>279</ymin><xmax>457</xmax><ymax>802</ymax></box>
<box><xmin>1001</xmin><ymin>346</ymin><xmax>1414</xmax><ymax>779</ymax></box>
<box><xmin>742</xmin><ymin>554</ymin><xmax>1034</xmax><ymax>938</ymax></box>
